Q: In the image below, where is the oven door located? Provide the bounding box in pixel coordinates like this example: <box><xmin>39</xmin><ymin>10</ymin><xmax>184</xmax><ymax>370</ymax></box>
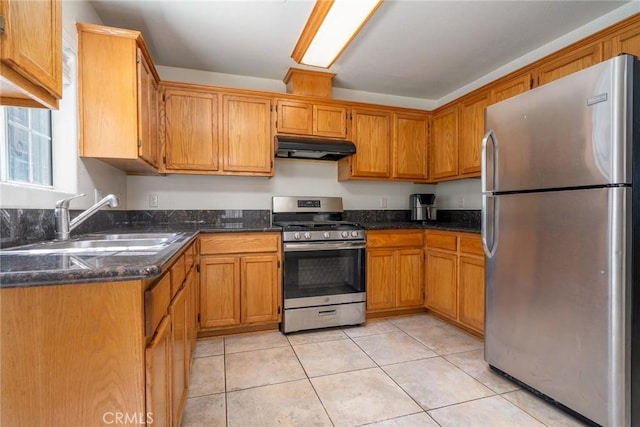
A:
<box><xmin>282</xmin><ymin>241</ymin><xmax>366</xmax><ymax>309</ymax></box>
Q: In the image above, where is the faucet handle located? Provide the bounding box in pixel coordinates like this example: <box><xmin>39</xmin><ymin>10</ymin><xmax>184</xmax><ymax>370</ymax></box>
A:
<box><xmin>55</xmin><ymin>193</ymin><xmax>86</xmax><ymax>209</ymax></box>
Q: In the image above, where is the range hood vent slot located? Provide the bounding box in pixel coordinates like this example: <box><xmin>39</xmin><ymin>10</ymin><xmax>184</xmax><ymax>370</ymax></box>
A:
<box><xmin>275</xmin><ymin>135</ymin><xmax>356</xmax><ymax>161</ymax></box>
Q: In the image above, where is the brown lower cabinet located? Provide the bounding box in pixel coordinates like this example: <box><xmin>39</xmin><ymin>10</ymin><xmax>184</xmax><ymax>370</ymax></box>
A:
<box><xmin>199</xmin><ymin>233</ymin><xmax>282</xmax><ymax>331</ymax></box>
<box><xmin>0</xmin><ymin>240</ymin><xmax>197</xmax><ymax>427</ymax></box>
<box><xmin>425</xmin><ymin>230</ymin><xmax>485</xmax><ymax>335</ymax></box>
<box><xmin>366</xmin><ymin>230</ymin><xmax>425</xmax><ymax>313</ymax></box>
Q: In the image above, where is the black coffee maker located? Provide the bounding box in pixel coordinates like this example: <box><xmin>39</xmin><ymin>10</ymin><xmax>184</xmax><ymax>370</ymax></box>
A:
<box><xmin>409</xmin><ymin>193</ymin><xmax>436</xmax><ymax>221</ymax></box>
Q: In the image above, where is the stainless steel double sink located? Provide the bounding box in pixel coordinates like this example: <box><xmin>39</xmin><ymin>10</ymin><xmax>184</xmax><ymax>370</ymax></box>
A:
<box><xmin>1</xmin><ymin>232</ymin><xmax>184</xmax><ymax>255</ymax></box>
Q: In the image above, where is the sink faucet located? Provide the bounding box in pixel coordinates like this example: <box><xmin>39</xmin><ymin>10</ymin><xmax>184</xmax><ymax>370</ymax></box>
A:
<box><xmin>55</xmin><ymin>193</ymin><xmax>120</xmax><ymax>240</ymax></box>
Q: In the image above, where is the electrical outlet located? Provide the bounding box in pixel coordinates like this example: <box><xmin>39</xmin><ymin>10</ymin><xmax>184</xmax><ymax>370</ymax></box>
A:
<box><xmin>380</xmin><ymin>197</ymin><xmax>387</xmax><ymax>208</ymax></box>
<box><xmin>149</xmin><ymin>194</ymin><xmax>158</xmax><ymax>208</ymax></box>
<box><xmin>456</xmin><ymin>196</ymin><xmax>464</xmax><ymax>208</ymax></box>
<box><xmin>94</xmin><ymin>189</ymin><xmax>103</xmax><ymax>203</ymax></box>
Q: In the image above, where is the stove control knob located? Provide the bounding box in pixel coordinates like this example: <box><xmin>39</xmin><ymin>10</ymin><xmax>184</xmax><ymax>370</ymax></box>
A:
<box><xmin>323</xmin><ymin>232</ymin><xmax>330</xmax><ymax>239</ymax></box>
<box><xmin>351</xmin><ymin>231</ymin><xmax>359</xmax><ymax>238</ymax></box>
<box><xmin>341</xmin><ymin>231</ymin><xmax>349</xmax><ymax>238</ymax></box>
<box><xmin>304</xmin><ymin>232</ymin><xmax>311</xmax><ymax>239</ymax></box>
<box><xmin>294</xmin><ymin>232</ymin><xmax>301</xmax><ymax>240</ymax></box>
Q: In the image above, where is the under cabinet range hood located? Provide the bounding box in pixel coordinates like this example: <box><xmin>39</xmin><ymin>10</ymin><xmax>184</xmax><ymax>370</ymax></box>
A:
<box><xmin>275</xmin><ymin>135</ymin><xmax>356</xmax><ymax>161</ymax></box>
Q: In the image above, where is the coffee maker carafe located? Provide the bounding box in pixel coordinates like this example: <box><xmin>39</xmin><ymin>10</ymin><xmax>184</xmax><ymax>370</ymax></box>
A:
<box><xmin>410</xmin><ymin>193</ymin><xmax>436</xmax><ymax>221</ymax></box>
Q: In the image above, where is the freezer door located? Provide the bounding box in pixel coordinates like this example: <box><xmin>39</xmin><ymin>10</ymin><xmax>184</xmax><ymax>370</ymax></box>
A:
<box><xmin>484</xmin><ymin>55</ymin><xmax>633</xmax><ymax>193</ymax></box>
<box><xmin>484</xmin><ymin>187</ymin><xmax>631</xmax><ymax>426</ymax></box>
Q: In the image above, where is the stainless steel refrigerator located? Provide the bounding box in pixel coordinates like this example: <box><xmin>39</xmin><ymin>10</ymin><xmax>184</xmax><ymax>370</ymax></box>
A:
<box><xmin>482</xmin><ymin>54</ymin><xmax>639</xmax><ymax>427</ymax></box>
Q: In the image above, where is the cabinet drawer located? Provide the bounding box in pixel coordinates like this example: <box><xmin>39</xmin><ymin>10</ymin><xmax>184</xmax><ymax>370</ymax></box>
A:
<box><xmin>367</xmin><ymin>231</ymin><xmax>424</xmax><ymax>248</ymax></box>
<box><xmin>459</xmin><ymin>235</ymin><xmax>484</xmax><ymax>256</ymax></box>
<box><xmin>170</xmin><ymin>254</ymin><xmax>186</xmax><ymax>297</ymax></box>
<box><xmin>426</xmin><ymin>232</ymin><xmax>457</xmax><ymax>251</ymax></box>
<box><xmin>145</xmin><ymin>273</ymin><xmax>171</xmax><ymax>337</ymax></box>
<box><xmin>200</xmin><ymin>233</ymin><xmax>280</xmax><ymax>255</ymax></box>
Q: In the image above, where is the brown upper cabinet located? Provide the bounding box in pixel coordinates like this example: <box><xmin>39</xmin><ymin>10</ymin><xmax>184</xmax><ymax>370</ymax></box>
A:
<box><xmin>75</xmin><ymin>15</ymin><xmax>640</xmax><ymax>181</ymax></box>
<box><xmin>537</xmin><ymin>42</ymin><xmax>603</xmax><ymax>86</ymax></box>
<box><xmin>162</xmin><ymin>84</ymin><xmax>219</xmax><ymax>173</ymax></box>
<box><xmin>339</xmin><ymin>108</ymin><xmax>393</xmax><ymax>180</ymax></box>
<box><xmin>340</xmin><ymin>108</ymin><xmax>429</xmax><ymax>182</ymax></box>
<box><xmin>430</xmin><ymin>105</ymin><xmax>458</xmax><ymax>181</ymax></box>
<box><xmin>611</xmin><ymin>24</ymin><xmax>640</xmax><ymax>57</ymax></box>
<box><xmin>0</xmin><ymin>0</ymin><xmax>62</xmax><ymax>109</ymax></box>
<box><xmin>161</xmin><ymin>85</ymin><xmax>274</xmax><ymax>176</ymax></box>
<box><xmin>77</xmin><ymin>23</ymin><xmax>160</xmax><ymax>174</ymax></box>
<box><xmin>393</xmin><ymin>112</ymin><xmax>429</xmax><ymax>181</ymax></box>
<box><xmin>276</xmin><ymin>99</ymin><xmax>347</xmax><ymax>138</ymax></box>
<box><xmin>222</xmin><ymin>93</ymin><xmax>273</xmax><ymax>175</ymax></box>
<box><xmin>489</xmin><ymin>72</ymin><xmax>533</xmax><ymax>104</ymax></box>
<box><xmin>458</xmin><ymin>92</ymin><xmax>489</xmax><ymax>177</ymax></box>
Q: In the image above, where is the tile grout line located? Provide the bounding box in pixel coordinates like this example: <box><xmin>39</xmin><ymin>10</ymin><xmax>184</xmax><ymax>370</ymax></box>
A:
<box><xmin>349</xmin><ymin>319</ymin><xmax>510</xmax><ymax>426</ymax></box>
<box><xmin>346</xmin><ymin>321</ymin><xmax>441</xmax><ymax>426</ymax></box>
<box><xmin>288</xmin><ymin>332</ymin><xmax>338</xmax><ymax>427</ymax></box>
<box><xmin>191</xmin><ymin>314</ymin><xmax>559</xmax><ymax>427</ymax></box>
<box><xmin>223</xmin><ymin>336</ymin><xmax>229</xmax><ymax>427</ymax></box>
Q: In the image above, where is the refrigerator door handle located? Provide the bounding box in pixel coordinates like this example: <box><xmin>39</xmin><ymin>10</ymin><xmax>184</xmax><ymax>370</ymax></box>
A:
<box><xmin>482</xmin><ymin>194</ymin><xmax>497</xmax><ymax>258</ymax></box>
<box><xmin>481</xmin><ymin>130</ymin><xmax>496</xmax><ymax>193</ymax></box>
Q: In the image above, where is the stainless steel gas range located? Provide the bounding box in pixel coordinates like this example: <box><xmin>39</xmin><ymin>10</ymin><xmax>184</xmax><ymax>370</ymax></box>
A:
<box><xmin>272</xmin><ymin>196</ymin><xmax>366</xmax><ymax>333</ymax></box>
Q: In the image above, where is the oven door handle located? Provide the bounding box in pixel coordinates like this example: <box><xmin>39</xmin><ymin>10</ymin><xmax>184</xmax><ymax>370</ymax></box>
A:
<box><xmin>284</xmin><ymin>241</ymin><xmax>366</xmax><ymax>252</ymax></box>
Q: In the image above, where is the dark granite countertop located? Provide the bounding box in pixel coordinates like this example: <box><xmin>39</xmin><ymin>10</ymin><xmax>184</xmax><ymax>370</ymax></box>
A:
<box><xmin>0</xmin><ymin>222</ymin><xmax>282</xmax><ymax>289</ymax></box>
<box><xmin>360</xmin><ymin>221</ymin><xmax>480</xmax><ymax>234</ymax></box>
<box><xmin>0</xmin><ymin>216</ymin><xmax>480</xmax><ymax>289</ymax></box>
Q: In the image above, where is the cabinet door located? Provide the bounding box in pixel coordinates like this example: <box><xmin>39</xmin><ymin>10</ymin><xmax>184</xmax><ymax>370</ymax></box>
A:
<box><xmin>146</xmin><ymin>315</ymin><xmax>172</xmax><ymax>427</ymax></box>
<box><xmin>459</xmin><ymin>93</ymin><xmax>488</xmax><ymax>177</ymax></box>
<box><xmin>314</xmin><ymin>104</ymin><xmax>347</xmax><ymax>138</ymax></box>
<box><xmin>222</xmin><ymin>94</ymin><xmax>273</xmax><ymax>174</ymax></box>
<box><xmin>276</xmin><ymin>99</ymin><xmax>312</xmax><ymax>135</ymax></box>
<box><xmin>137</xmin><ymin>51</ymin><xmax>159</xmax><ymax>167</ymax></box>
<box><xmin>241</xmin><ymin>254</ymin><xmax>280</xmax><ymax>324</ymax></box>
<box><xmin>537</xmin><ymin>43</ymin><xmax>603</xmax><ymax>86</ymax></box>
<box><xmin>0</xmin><ymin>0</ymin><xmax>62</xmax><ymax>100</ymax></box>
<box><xmin>393</xmin><ymin>113</ymin><xmax>428</xmax><ymax>180</ymax></box>
<box><xmin>490</xmin><ymin>73</ymin><xmax>532</xmax><ymax>104</ymax></box>
<box><xmin>184</xmin><ymin>268</ymin><xmax>196</xmax><ymax>371</ymax></box>
<box><xmin>611</xmin><ymin>25</ymin><xmax>640</xmax><ymax>57</ymax></box>
<box><xmin>350</xmin><ymin>108</ymin><xmax>392</xmax><ymax>178</ymax></box>
<box><xmin>200</xmin><ymin>257</ymin><xmax>241</xmax><ymax>328</ymax></box>
<box><xmin>425</xmin><ymin>250</ymin><xmax>457</xmax><ymax>319</ymax></box>
<box><xmin>170</xmin><ymin>286</ymin><xmax>187</xmax><ymax>427</ymax></box>
<box><xmin>78</xmin><ymin>29</ymin><xmax>139</xmax><ymax>160</ymax></box>
<box><xmin>366</xmin><ymin>249</ymin><xmax>396</xmax><ymax>311</ymax></box>
<box><xmin>164</xmin><ymin>88</ymin><xmax>219</xmax><ymax>171</ymax></box>
<box><xmin>458</xmin><ymin>255</ymin><xmax>485</xmax><ymax>333</ymax></box>
<box><xmin>430</xmin><ymin>106</ymin><xmax>458</xmax><ymax>181</ymax></box>
<box><xmin>396</xmin><ymin>249</ymin><xmax>424</xmax><ymax>308</ymax></box>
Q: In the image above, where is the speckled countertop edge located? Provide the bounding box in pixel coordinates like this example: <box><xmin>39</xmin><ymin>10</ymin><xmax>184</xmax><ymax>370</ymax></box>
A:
<box><xmin>360</xmin><ymin>221</ymin><xmax>480</xmax><ymax>233</ymax></box>
<box><xmin>0</xmin><ymin>221</ymin><xmax>479</xmax><ymax>288</ymax></box>
<box><xmin>0</xmin><ymin>226</ymin><xmax>281</xmax><ymax>289</ymax></box>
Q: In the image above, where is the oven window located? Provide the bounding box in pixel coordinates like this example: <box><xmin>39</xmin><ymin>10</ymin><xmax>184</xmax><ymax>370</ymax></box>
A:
<box><xmin>283</xmin><ymin>248</ymin><xmax>365</xmax><ymax>299</ymax></box>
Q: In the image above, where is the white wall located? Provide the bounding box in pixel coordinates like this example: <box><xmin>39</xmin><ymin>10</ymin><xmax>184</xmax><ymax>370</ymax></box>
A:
<box><xmin>127</xmin><ymin>159</ymin><xmax>436</xmax><ymax>210</ymax></box>
<box><xmin>0</xmin><ymin>0</ymin><xmax>127</xmax><ymax>210</ymax></box>
<box><xmin>435</xmin><ymin>179</ymin><xmax>481</xmax><ymax>210</ymax></box>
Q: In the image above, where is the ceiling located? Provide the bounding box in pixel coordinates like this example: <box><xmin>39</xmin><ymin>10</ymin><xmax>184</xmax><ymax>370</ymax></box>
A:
<box><xmin>89</xmin><ymin>0</ymin><xmax>630</xmax><ymax>101</ymax></box>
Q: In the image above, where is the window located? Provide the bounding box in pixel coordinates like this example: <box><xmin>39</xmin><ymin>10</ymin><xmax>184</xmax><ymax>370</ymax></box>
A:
<box><xmin>2</xmin><ymin>107</ymin><xmax>53</xmax><ymax>187</ymax></box>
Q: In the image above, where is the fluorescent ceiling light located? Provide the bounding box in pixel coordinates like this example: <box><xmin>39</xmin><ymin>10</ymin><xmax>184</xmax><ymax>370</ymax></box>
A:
<box><xmin>292</xmin><ymin>0</ymin><xmax>382</xmax><ymax>69</ymax></box>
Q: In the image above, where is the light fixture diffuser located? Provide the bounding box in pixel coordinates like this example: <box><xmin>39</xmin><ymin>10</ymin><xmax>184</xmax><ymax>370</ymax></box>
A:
<box><xmin>292</xmin><ymin>0</ymin><xmax>382</xmax><ymax>69</ymax></box>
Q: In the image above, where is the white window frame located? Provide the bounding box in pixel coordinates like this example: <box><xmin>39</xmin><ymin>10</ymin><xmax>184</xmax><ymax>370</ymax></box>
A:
<box><xmin>0</xmin><ymin>34</ymin><xmax>80</xmax><ymax>209</ymax></box>
<box><xmin>0</xmin><ymin>106</ymin><xmax>54</xmax><ymax>189</ymax></box>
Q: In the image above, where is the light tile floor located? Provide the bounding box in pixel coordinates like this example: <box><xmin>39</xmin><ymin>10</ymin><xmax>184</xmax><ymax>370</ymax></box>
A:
<box><xmin>182</xmin><ymin>313</ymin><xmax>589</xmax><ymax>427</ymax></box>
